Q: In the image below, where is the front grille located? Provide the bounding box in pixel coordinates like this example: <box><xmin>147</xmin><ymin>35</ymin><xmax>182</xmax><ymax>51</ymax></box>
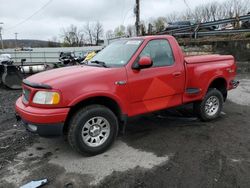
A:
<box><xmin>22</xmin><ymin>88</ymin><xmax>31</xmax><ymax>103</ymax></box>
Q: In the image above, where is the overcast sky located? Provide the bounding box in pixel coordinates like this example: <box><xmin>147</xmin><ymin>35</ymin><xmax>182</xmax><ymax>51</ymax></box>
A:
<box><xmin>0</xmin><ymin>0</ymin><xmax>225</xmax><ymax>40</ymax></box>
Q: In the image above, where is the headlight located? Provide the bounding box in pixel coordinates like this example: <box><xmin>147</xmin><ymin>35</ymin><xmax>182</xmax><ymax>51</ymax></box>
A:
<box><xmin>33</xmin><ymin>91</ymin><xmax>60</xmax><ymax>105</ymax></box>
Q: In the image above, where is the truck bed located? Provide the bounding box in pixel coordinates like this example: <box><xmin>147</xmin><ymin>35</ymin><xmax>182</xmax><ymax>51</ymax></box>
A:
<box><xmin>183</xmin><ymin>54</ymin><xmax>236</xmax><ymax>103</ymax></box>
<box><xmin>185</xmin><ymin>54</ymin><xmax>234</xmax><ymax>64</ymax></box>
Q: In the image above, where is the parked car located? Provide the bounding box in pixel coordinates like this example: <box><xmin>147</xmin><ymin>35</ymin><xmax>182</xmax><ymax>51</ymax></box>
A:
<box><xmin>22</xmin><ymin>47</ymin><xmax>33</xmax><ymax>51</ymax></box>
<box><xmin>16</xmin><ymin>35</ymin><xmax>239</xmax><ymax>155</ymax></box>
<box><xmin>14</xmin><ymin>47</ymin><xmax>33</xmax><ymax>51</ymax></box>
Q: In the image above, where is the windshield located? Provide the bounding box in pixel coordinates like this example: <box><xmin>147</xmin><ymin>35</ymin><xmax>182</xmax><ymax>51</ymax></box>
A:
<box><xmin>91</xmin><ymin>39</ymin><xmax>143</xmax><ymax>67</ymax></box>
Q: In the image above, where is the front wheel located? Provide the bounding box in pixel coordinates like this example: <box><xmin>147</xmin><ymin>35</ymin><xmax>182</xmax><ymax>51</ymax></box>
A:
<box><xmin>67</xmin><ymin>105</ymin><xmax>118</xmax><ymax>155</ymax></box>
<box><xmin>194</xmin><ymin>88</ymin><xmax>224</xmax><ymax>122</ymax></box>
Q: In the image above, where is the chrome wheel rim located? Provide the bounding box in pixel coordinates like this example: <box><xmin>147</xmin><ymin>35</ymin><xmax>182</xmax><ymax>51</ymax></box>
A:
<box><xmin>81</xmin><ymin>116</ymin><xmax>110</xmax><ymax>147</ymax></box>
<box><xmin>205</xmin><ymin>96</ymin><xmax>219</xmax><ymax>116</ymax></box>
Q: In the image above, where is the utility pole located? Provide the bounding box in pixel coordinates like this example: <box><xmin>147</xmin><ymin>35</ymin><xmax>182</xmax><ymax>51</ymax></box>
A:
<box><xmin>14</xmin><ymin>32</ymin><xmax>18</xmax><ymax>61</ymax></box>
<box><xmin>15</xmin><ymin>32</ymin><xmax>18</xmax><ymax>49</ymax></box>
<box><xmin>135</xmin><ymin>0</ymin><xmax>140</xmax><ymax>36</ymax></box>
<box><xmin>0</xmin><ymin>22</ymin><xmax>4</xmax><ymax>50</ymax></box>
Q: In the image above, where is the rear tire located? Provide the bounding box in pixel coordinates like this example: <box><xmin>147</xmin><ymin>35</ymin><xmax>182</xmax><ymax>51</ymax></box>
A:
<box><xmin>194</xmin><ymin>88</ymin><xmax>223</xmax><ymax>122</ymax></box>
<box><xmin>67</xmin><ymin>105</ymin><xmax>118</xmax><ymax>155</ymax></box>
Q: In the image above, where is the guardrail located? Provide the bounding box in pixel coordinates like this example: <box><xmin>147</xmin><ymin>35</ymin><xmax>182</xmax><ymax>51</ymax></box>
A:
<box><xmin>158</xmin><ymin>14</ymin><xmax>250</xmax><ymax>38</ymax></box>
<box><xmin>174</xmin><ymin>28</ymin><xmax>250</xmax><ymax>37</ymax></box>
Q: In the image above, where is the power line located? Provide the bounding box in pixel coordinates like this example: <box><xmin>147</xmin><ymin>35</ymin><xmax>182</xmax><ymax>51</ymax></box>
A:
<box><xmin>5</xmin><ymin>0</ymin><xmax>53</xmax><ymax>31</ymax></box>
<box><xmin>122</xmin><ymin>7</ymin><xmax>134</xmax><ymax>26</ymax></box>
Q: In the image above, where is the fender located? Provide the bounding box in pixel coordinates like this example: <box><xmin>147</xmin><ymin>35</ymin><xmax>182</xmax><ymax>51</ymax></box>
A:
<box><xmin>203</xmin><ymin>75</ymin><xmax>227</xmax><ymax>98</ymax></box>
<box><xmin>68</xmin><ymin>91</ymin><xmax>128</xmax><ymax>114</ymax></box>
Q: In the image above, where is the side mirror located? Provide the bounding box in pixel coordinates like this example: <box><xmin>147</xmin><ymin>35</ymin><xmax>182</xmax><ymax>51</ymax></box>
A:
<box><xmin>133</xmin><ymin>56</ymin><xmax>153</xmax><ymax>70</ymax></box>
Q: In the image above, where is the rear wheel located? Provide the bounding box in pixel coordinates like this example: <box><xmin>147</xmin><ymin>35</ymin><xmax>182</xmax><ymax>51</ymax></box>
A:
<box><xmin>67</xmin><ymin>105</ymin><xmax>118</xmax><ymax>155</ymax></box>
<box><xmin>194</xmin><ymin>88</ymin><xmax>223</xmax><ymax>122</ymax></box>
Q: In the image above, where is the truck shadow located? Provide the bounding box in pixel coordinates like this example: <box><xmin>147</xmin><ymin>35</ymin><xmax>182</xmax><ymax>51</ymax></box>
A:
<box><xmin>121</xmin><ymin>104</ymin><xmax>226</xmax><ymax>156</ymax></box>
<box><xmin>124</xmin><ymin>104</ymin><xmax>223</xmax><ymax>135</ymax></box>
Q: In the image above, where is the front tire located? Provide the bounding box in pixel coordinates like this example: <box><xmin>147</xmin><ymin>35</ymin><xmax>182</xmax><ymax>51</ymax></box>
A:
<box><xmin>194</xmin><ymin>88</ymin><xmax>224</xmax><ymax>122</ymax></box>
<box><xmin>68</xmin><ymin>105</ymin><xmax>118</xmax><ymax>155</ymax></box>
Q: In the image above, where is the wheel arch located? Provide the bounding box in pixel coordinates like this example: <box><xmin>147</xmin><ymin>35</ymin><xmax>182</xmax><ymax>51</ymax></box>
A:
<box><xmin>206</xmin><ymin>76</ymin><xmax>228</xmax><ymax>101</ymax></box>
<box><xmin>63</xmin><ymin>95</ymin><xmax>126</xmax><ymax>134</ymax></box>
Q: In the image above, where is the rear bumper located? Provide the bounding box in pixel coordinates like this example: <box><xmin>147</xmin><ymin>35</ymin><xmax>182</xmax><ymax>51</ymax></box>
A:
<box><xmin>15</xmin><ymin>97</ymin><xmax>70</xmax><ymax>136</ymax></box>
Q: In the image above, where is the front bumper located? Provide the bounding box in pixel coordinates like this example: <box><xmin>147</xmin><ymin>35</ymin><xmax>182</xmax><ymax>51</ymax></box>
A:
<box><xmin>17</xmin><ymin>117</ymin><xmax>64</xmax><ymax>137</ymax></box>
<box><xmin>15</xmin><ymin>97</ymin><xmax>70</xmax><ymax>137</ymax></box>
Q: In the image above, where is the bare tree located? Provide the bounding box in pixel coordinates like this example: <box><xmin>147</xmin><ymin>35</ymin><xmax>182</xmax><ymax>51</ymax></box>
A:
<box><xmin>165</xmin><ymin>12</ymin><xmax>180</xmax><ymax>23</ymax></box>
<box><xmin>226</xmin><ymin>0</ymin><xmax>248</xmax><ymax>17</ymax></box>
<box><xmin>61</xmin><ymin>24</ymin><xmax>84</xmax><ymax>47</ymax></box>
<box><xmin>208</xmin><ymin>2</ymin><xmax>219</xmax><ymax>21</ymax></box>
<box><xmin>140</xmin><ymin>22</ymin><xmax>147</xmax><ymax>36</ymax></box>
<box><xmin>106</xmin><ymin>30</ymin><xmax>114</xmax><ymax>39</ymax></box>
<box><xmin>147</xmin><ymin>23</ymin><xmax>153</xmax><ymax>35</ymax></box>
<box><xmin>93</xmin><ymin>22</ymin><xmax>103</xmax><ymax>45</ymax></box>
<box><xmin>194</xmin><ymin>0</ymin><xmax>249</xmax><ymax>22</ymax></box>
<box><xmin>224</xmin><ymin>0</ymin><xmax>249</xmax><ymax>27</ymax></box>
<box><xmin>153</xmin><ymin>17</ymin><xmax>166</xmax><ymax>33</ymax></box>
<box><xmin>110</xmin><ymin>0</ymin><xmax>250</xmax><ymax>37</ymax></box>
<box><xmin>84</xmin><ymin>22</ymin><xmax>94</xmax><ymax>45</ymax></box>
<box><xmin>126</xmin><ymin>25</ymin><xmax>135</xmax><ymax>37</ymax></box>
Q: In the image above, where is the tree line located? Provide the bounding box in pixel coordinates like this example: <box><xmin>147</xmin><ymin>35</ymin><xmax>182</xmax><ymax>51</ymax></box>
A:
<box><xmin>56</xmin><ymin>21</ymin><xmax>104</xmax><ymax>47</ymax></box>
<box><xmin>56</xmin><ymin>0</ymin><xmax>250</xmax><ymax>47</ymax></box>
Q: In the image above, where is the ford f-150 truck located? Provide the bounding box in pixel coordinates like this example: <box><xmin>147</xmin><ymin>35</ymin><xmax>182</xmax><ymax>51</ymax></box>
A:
<box><xmin>15</xmin><ymin>35</ymin><xmax>239</xmax><ymax>155</ymax></box>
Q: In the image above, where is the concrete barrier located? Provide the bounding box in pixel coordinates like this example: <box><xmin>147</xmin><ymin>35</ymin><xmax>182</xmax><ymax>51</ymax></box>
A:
<box><xmin>0</xmin><ymin>46</ymin><xmax>103</xmax><ymax>65</ymax></box>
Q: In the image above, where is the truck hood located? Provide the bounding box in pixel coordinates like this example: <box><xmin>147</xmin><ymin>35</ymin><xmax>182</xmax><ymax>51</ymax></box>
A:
<box><xmin>25</xmin><ymin>65</ymin><xmax>126</xmax><ymax>89</ymax></box>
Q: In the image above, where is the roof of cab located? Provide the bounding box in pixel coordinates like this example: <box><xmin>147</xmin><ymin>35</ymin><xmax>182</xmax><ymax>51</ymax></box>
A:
<box><xmin>129</xmin><ymin>35</ymin><xmax>172</xmax><ymax>40</ymax></box>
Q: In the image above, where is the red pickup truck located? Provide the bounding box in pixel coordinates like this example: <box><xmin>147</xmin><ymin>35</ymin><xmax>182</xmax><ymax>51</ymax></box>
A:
<box><xmin>15</xmin><ymin>35</ymin><xmax>239</xmax><ymax>155</ymax></box>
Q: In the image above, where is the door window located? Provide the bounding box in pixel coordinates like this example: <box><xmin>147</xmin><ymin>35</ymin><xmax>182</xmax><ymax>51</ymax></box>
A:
<box><xmin>139</xmin><ymin>39</ymin><xmax>174</xmax><ymax>67</ymax></box>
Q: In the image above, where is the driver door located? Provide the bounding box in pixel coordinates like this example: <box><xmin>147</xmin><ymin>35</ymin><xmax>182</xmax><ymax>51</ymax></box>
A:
<box><xmin>127</xmin><ymin>39</ymin><xmax>185</xmax><ymax>115</ymax></box>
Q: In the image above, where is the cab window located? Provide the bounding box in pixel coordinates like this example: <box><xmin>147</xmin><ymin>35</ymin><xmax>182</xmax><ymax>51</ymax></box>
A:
<box><xmin>139</xmin><ymin>39</ymin><xmax>174</xmax><ymax>67</ymax></box>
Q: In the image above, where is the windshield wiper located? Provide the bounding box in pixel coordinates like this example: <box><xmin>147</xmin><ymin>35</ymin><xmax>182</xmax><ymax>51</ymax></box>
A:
<box><xmin>90</xmin><ymin>60</ymin><xmax>109</xmax><ymax>68</ymax></box>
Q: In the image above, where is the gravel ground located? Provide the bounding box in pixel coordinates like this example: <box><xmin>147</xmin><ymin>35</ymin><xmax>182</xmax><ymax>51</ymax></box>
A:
<box><xmin>0</xmin><ymin>85</ymin><xmax>36</xmax><ymax>172</ymax></box>
<box><xmin>0</xmin><ymin>75</ymin><xmax>250</xmax><ymax>188</ymax></box>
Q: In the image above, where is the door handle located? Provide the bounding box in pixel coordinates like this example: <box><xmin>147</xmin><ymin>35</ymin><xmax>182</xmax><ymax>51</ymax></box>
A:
<box><xmin>172</xmin><ymin>72</ymin><xmax>182</xmax><ymax>77</ymax></box>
